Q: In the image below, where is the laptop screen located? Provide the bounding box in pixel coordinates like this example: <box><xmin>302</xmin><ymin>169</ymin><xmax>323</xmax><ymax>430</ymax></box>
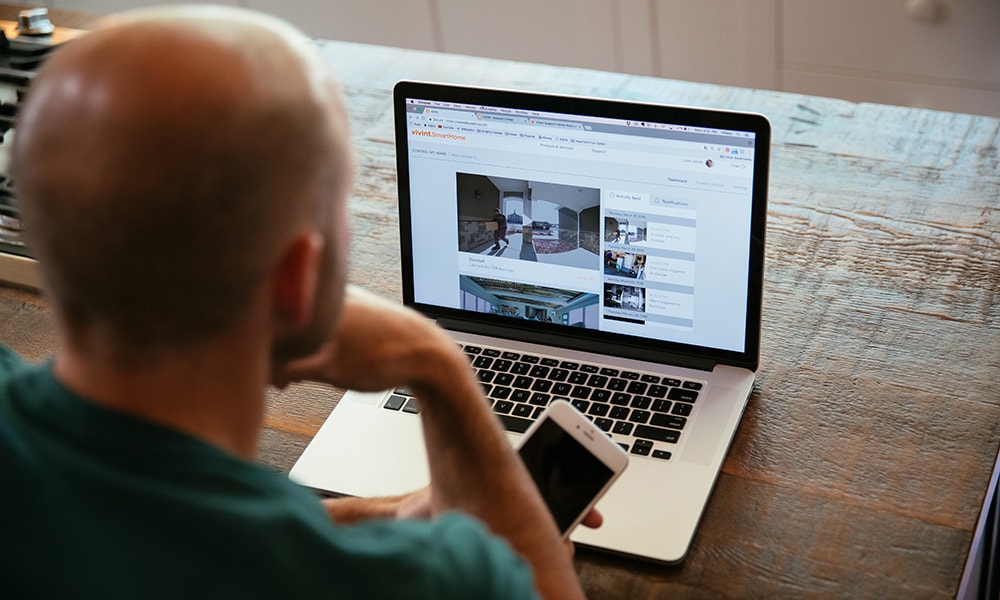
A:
<box><xmin>394</xmin><ymin>82</ymin><xmax>769</xmax><ymax>371</ymax></box>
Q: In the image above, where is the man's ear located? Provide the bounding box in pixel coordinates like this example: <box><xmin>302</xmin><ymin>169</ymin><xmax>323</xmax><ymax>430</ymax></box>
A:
<box><xmin>272</xmin><ymin>230</ymin><xmax>325</xmax><ymax>328</ymax></box>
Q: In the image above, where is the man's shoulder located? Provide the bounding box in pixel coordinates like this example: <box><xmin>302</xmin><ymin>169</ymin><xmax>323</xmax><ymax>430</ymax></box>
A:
<box><xmin>0</xmin><ymin>345</ymin><xmax>28</xmax><ymax>378</ymax></box>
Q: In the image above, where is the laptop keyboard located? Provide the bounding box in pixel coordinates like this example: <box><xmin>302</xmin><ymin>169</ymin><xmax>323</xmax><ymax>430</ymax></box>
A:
<box><xmin>382</xmin><ymin>343</ymin><xmax>703</xmax><ymax>461</ymax></box>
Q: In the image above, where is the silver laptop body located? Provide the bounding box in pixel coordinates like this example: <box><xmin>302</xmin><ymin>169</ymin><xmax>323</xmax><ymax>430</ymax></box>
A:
<box><xmin>291</xmin><ymin>81</ymin><xmax>770</xmax><ymax>564</ymax></box>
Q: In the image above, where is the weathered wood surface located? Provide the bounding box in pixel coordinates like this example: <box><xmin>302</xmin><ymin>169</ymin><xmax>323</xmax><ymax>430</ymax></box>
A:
<box><xmin>1</xmin><ymin>31</ymin><xmax>998</xmax><ymax>599</ymax></box>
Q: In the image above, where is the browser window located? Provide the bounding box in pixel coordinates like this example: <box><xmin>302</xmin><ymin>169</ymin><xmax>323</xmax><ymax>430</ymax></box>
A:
<box><xmin>403</xmin><ymin>98</ymin><xmax>757</xmax><ymax>353</ymax></box>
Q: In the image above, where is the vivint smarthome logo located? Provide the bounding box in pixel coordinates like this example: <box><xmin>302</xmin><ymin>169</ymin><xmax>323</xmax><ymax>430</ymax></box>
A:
<box><xmin>410</xmin><ymin>128</ymin><xmax>467</xmax><ymax>141</ymax></box>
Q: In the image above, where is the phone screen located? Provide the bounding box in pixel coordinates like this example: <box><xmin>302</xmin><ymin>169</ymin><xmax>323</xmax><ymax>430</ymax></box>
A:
<box><xmin>518</xmin><ymin>416</ymin><xmax>615</xmax><ymax>534</ymax></box>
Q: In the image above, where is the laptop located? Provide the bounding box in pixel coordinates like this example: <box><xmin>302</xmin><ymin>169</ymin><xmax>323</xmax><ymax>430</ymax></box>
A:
<box><xmin>290</xmin><ymin>81</ymin><xmax>770</xmax><ymax>564</ymax></box>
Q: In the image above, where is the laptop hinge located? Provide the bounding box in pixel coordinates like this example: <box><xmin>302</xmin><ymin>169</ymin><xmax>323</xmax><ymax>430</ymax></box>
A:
<box><xmin>437</xmin><ymin>318</ymin><xmax>718</xmax><ymax>372</ymax></box>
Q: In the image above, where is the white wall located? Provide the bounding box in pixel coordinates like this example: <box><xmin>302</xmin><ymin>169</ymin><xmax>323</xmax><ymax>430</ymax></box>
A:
<box><xmin>30</xmin><ymin>0</ymin><xmax>1000</xmax><ymax>117</ymax></box>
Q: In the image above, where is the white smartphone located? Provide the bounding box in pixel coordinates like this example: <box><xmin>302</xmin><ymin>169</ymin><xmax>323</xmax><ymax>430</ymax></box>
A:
<box><xmin>517</xmin><ymin>400</ymin><xmax>629</xmax><ymax>538</ymax></box>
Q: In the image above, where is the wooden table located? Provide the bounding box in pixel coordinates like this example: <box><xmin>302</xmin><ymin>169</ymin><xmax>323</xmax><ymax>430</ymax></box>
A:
<box><xmin>1</xmin><ymin>29</ymin><xmax>998</xmax><ymax>599</ymax></box>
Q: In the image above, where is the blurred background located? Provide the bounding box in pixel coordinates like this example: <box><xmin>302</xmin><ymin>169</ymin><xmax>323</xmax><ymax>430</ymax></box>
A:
<box><xmin>14</xmin><ymin>0</ymin><xmax>1000</xmax><ymax>118</ymax></box>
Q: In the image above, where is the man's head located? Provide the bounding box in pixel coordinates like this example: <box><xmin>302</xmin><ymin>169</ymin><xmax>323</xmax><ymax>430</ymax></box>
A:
<box><xmin>13</xmin><ymin>6</ymin><xmax>352</xmax><ymax>363</ymax></box>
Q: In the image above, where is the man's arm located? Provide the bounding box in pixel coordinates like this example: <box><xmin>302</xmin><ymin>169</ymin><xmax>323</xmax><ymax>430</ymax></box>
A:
<box><xmin>277</xmin><ymin>286</ymin><xmax>585</xmax><ymax>600</ymax></box>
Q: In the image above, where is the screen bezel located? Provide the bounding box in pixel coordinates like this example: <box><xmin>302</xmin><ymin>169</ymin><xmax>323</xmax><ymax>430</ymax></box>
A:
<box><xmin>393</xmin><ymin>80</ymin><xmax>769</xmax><ymax>372</ymax></box>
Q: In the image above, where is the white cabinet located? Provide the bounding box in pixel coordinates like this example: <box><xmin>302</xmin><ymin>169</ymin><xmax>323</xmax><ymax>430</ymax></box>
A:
<box><xmin>436</xmin><ymin>0</ymin><xmax>620</xmax><ymax>73</ymax></box>
<box><xmin>649</xmin><ymin>0</ymin><xmax>778</xmax><ymax>90</ymax></box>
<box><xmin>782</xmin><ymin>0</ymin><xmax>1000</xmax><ymax>116</ymax></box>
<box><xmin>42</xmin><ymin>0</ymin><xmax>1000</xmax><ymax>117</ymax></box>
<box><xmin>243</xmin><ymin>0</ymin><xmax>439</xmax><ymax>51</ymax></box>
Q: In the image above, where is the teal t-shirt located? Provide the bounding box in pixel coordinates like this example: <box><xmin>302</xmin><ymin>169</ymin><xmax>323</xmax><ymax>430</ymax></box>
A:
<box><xmin>0</xmin><ymin>346</ymin><xmax>539</xmax><ymax>599</ymax></box>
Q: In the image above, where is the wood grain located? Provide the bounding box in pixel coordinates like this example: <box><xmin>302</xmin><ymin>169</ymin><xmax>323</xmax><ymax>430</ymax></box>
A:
<box><xmin>0</xmin><ymin>17</ymin><xmax>997</xmax><ymax>600</ymax></box>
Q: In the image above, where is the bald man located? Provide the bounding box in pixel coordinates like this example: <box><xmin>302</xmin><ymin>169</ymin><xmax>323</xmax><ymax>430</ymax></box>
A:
<box><xmin>0</xmin><ymin>6</ymin><xmax>588</xmax><ymax>599</ymax></box>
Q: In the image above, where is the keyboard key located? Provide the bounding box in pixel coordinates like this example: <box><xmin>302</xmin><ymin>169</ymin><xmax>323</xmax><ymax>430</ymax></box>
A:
<box><xmin>493</xmin><ymin>400</ymin><xmax>513</xmax><ymax>414</ymax></box>
<box><xmin>548</xmin><ymin>369</ymin><xmax>569</xmax><ymax>382</ymax></box>
<box><xmin>511</xmin><ymin>389</ymin><xmax>531</xmax><ymax>403</ymax></box>
<box><xmin>529</xmin><ymin>365</ymin><xmax>551</xmax><ymax>378</ymax></box>
<box><xmin>668</xmin><ymin>388</ymin><xmax>699</xmax><ymax>403</ymax></box>
<box><xmin>493</xmin><ymin>359</ymin><xmax>513</xmax><ymax>372</ymax></box>
<box><xmin>540</xmin><ymin>358</ymin><xmax>560</xmax><ymax>367</ymax></box>
<box><xmin>672</xmin><ymin>402</ymin><xmax>692</xmax><ymax>416</ymax></box>
<box><xmin>529</xmin><ymin>393</ymin><xmax>551</xmax><ymax>406</ymax></box>
<box><xmin>663</xmin><ymin>378</ymin><xmax>682</xmax><ymax>387</ymax></box>
<box><xmin>652</xmin><ymin>450</ymin><xmax>673</xmax><ymax>460</ymax></box>
<box><xmin>627</xmin><ymin>381</ymin><xmax>648</xmax><ymax>395</ymax></box>
<box><xmin>560</xmin><ymin>361</ymin><xmax>580</xmax><ymax>370</ymax></box>
<box><xmin>490</xmin><ymin>387</ymin><xmax>512</xmax><ymax>400</ymax></box>
<box><xmin>600</xmin><ymin>367</ymin><xmax>620</xmax><ymax>376</ymax></box>
<box><xmin>631</xmin><ymin>439</ymin><xmax>653</xmax><ymax>456</ymax></box>
<box><xmin>651</xmin><ymin>413</ymin><xmax>687</xmax><ymax>430</ymax></box>
<box><xmin>591</xmin><ymin>389</ymin><xmax>611</xmax><ymax>403</ymax></box>
<box><xmin>588</xmin><ymin>403</ymin><xmax>610</xmax><ymax>417</ymax></box>
<box><xmin>621</xmin><ymin>371</ymin><xmax>640</xmax><ymax>380</ymax></box>
<box><xmin>494</xmin><ymin>373</ymin><xmax>514</xmax><ymax>386</ymax></box>
<box><xmin>608</xmin><ymin>378</ymin><xmax>628</xmax><ymax>391</ymax></box>
<box><xmin>633</xmin><ymin>424</ymin><xmax>680</xmax><ymax>444</ymax></box>
<box><xmin>501</xmin><ymin>351</ymin><xmax>521</xmax><ymax>360</ymax></box>
<box><xmin>480</xmin><ymin>383</ymin><xmax>492</xmax><ymax>395</ymax></box>
<box><xmin>510</xmin><ymin>362</ymin><xmax>531</xmax><ymax>375</ymax></box>
<box><xmin>610</xmin><ymin>406</ymin><xmax>630</xmax><ymax>420</ymax></box>
<box><xmin>571</xmin><ymin>399</ymin><xmax>590</xmax><ymax>413</ymax></box>
<box><xmin>463</xmin><ymin>346</ymin><xmax>482</xmax><ymax>354</ymax></box>
<box><xmin>641</xmin><ymin>374</ymin><xmax>660</xmax><ymax>383</ymax></box>
<box><xmin>512</xmin><ymin>403</ymin><xmax>533</xmax><ymax>418</ymax></box>
<box><xmin>652</xmin><ymin>399</ymin><xmax>672</xmax><ymax>413</ymax></box>
<box><xmin>610</xmin><ymin>392</ymin><xmax>631</xmax><ymax>406</ymax></box>
<box><xmin>570</xmin><ymin>386</ymin><xmax>591</xmax><ymax>399</ymax></box>
<box><xmin>629</xmin><ymin>410</ymin><xmax>651</xmax><ymax>424</ymax></box>
<box><xmin>580</xmin><ymin>364</ymin><xmax>599</xmax><ymax>373</ymax></box>
<box><xmin>682</xmin><ymin>381</ymin><xmax>704</xmax><ymax>390</ymax></box>
<box><xmin>532</xmin><ymin>406</ymin><xmax>545</xmax><ymax>419</ymax></box>
<box><xmin>630</xmin><ymin>396</ymin><xmax>651</xmax><ymax>410</ymax></box>
<box><xmin>612</xmin><ymin>421</ymin><xmax>634</xmax><ymax>436</ymax></box>
<box><xmin>531</xmin><ymin>379</ymin><xmax>553</xmax><ymax>393</ymax></box>
<box><xmin>482</xmin><ymin>348</ymin><xmax>502</xmax><ymax>357</ymax></box>
<box><xmin>648</xmin><ymin>385</ymin><xmax>669</xmax><ymax>398</ymax></box>
<box><xmin>403</xmin><ymin>398</ymin><xmax>420</xmax><ymax>414</ymax></box>
<box><xmin>384</xmin><ymin>395</ymin><xmax>407</xmax><ymax>411</ymax></box>
<box><xmin>585</xmin><ymin>374</ymin><xmax>607</xmax><ymax>388</ymax></box>
<box><xmin>594</xmin><ymin>417</ymin><xmax>613</xmax><ymax>432</ymax></box>
<box><xmin>473</xmin><ymin>356</ymin><xmax>494</xmax><ymax>369</ymax></box>
<box><xmin>477</xmin><ymin>370</ymin><xmax>495</xmax><ymax>383</ymax></box>
<box><xmin>568</xmin><ymin>371</ymin><xmax>589</xmax><ymax>385</ymax></box>
<box><xmin>498</xmin><ymin>414</ymin><xmax>533</xmax><ymax>433</ymax></box>
<box><xmin>520</xmin><ymin>354</ymin><xmax>541</xmax><ymax>364</ymax></box>
<box><xmin>552</xmin><ymin>383</ymin><xmax>572</xmax><ymax>396</ymax></box>
<box><xmin>513</xmin><ymin>376</ymin><xmax>533</xmax><ymax>389</ymax></box>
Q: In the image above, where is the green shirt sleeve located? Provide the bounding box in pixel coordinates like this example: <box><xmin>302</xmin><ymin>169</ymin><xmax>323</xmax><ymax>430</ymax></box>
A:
<box><xmin>0</xmin><ymin>344</ymin><xmax>27</xmax><ymax>378</ymax></box>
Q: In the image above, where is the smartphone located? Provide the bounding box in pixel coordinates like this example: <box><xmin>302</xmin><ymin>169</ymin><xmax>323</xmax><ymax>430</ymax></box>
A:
<box><xmin>517</xmin><ymin>400</ymin><xmax>629</xmax><ymax>538</ymax></box>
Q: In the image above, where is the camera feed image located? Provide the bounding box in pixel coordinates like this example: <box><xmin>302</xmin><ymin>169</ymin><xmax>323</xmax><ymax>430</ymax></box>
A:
<box><xmin>603</xmin><ymin>213</ymin><xmax>647</xmax><ymax>247</ymax></box>
<box><xmin>604</xmin><ymin>250</ymin><xmax>646</xmax><ymax>280</ymax></box>
<box><xmin>460</xmin><ymin>275</ymin><xmax>600</xmax><ymax>329</ymax></box>
<box><xmin>603</xmin><ymin>283</ymin><xmax>645</xmax><ymax>325</ymax></box>
<box><xmin>457</xmin><ymin>173</ymin><xmax>601</xmax><ymax>269</ymax></box>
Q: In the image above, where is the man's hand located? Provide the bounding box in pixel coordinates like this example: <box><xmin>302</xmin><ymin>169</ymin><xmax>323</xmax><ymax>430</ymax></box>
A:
<box><xmin>277</xmin><ymin>285</ymin><xmax>587</xmax><ymax>599</ymax></box>
<box><xmin>273</xmin><ymin>285</ymin><xmax>457</xmax><ymax>392</ymax></box>
<box><xmin>322</xmin><ymin>485</ymin><xmax>603</xmax><ymax>560</ymax></box>
<box><xmin>320</xmin><ymin>488</ymin><xmax>432</xmax><ymax>524</ymax></box>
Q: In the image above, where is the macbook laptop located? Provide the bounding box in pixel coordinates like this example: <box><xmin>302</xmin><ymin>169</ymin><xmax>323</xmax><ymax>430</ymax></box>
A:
<box><xmin>290</xmin><ymin>81</ymin><xmax>770</xmax><ymax>564</ymax></box>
